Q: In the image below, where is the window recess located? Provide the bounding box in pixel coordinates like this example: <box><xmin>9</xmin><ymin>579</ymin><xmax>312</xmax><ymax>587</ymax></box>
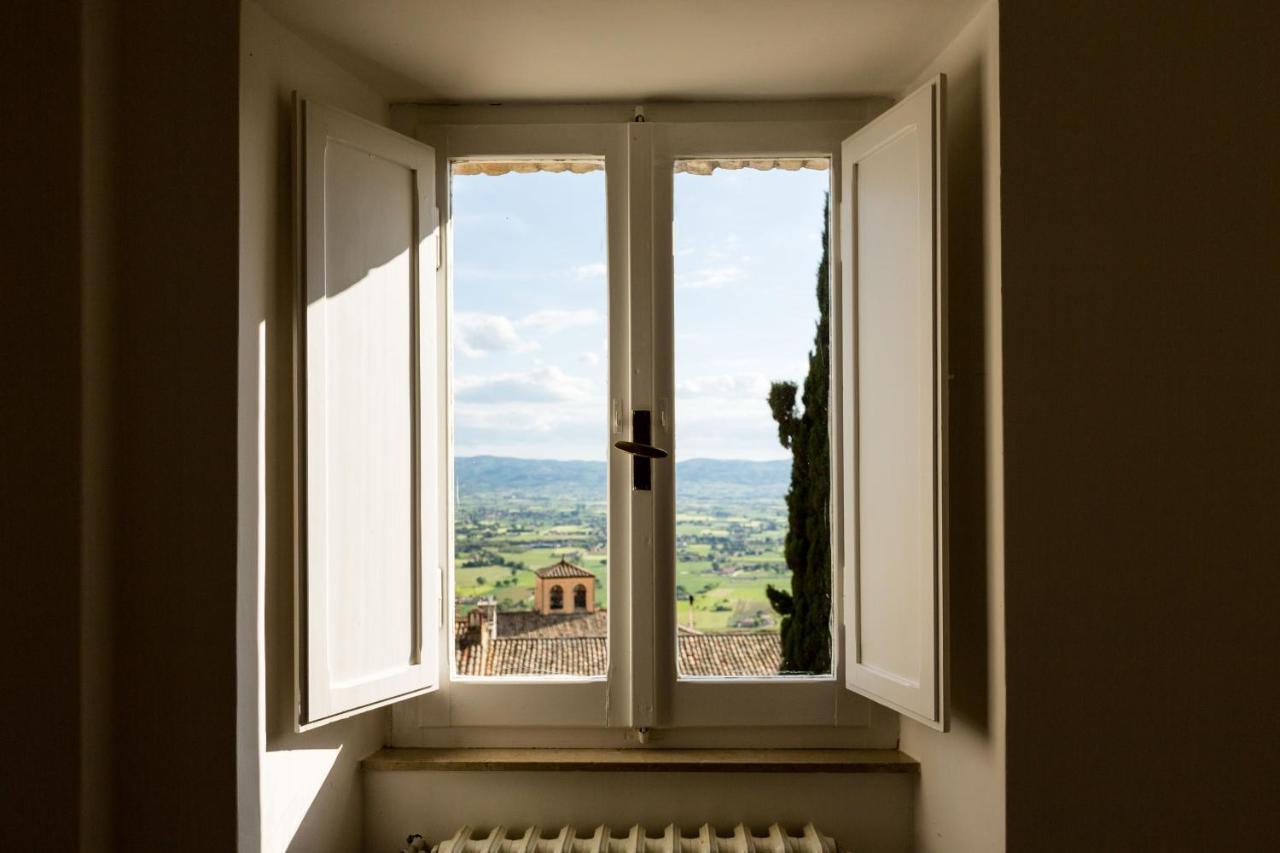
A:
<box><xmin>296</xmin><ymin>85</ymin><xmax>948</xmax><ymax>733</ymax></box>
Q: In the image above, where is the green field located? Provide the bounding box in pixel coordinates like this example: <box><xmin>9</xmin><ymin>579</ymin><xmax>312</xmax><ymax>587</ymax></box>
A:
<box><xmin>454</xmin><ymin>494</ymin><xmax>788</xmax><ymax>633</ymax></box>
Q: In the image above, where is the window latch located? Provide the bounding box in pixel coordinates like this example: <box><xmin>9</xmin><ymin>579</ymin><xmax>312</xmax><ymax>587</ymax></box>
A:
<box><xmin>613</xmin><ymin>410</ymin><xmax>668</xmax><ymax>490</ymax></box>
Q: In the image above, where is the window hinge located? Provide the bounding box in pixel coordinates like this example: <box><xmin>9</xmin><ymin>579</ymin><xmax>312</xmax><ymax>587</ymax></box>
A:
<box><xmin>438</xmin><ymin>565</ymin><xmax>446</xmax><ymax>629</ymax></box>
<box><xmin>434</xmin><ymin>206</ymin><xmax>442</xmax><ymax>271</ymax></box>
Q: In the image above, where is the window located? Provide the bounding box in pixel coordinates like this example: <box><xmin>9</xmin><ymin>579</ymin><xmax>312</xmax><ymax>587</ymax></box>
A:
<box><xmin>296</xmin><ymin>83</ymin><xmax>949</xmax><ymax>733</ymax></box>
<box><xmin>449</xmin><ymin>157</ymin><xmax>609</xmax><ymax>679</ymax></box>
<box><xmin>672</xmin><ymin>157</ymin><xmax>833</xmax><ymax>679</ymax></box>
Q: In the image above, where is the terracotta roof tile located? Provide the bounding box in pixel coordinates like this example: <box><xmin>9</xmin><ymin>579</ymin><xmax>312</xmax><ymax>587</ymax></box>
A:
<box><xmin>454</xmin><ymin>608</ymin><xmax>783</xmax><ymax>678</ymax></box>
<box><xmin>534</xmin><ymin>558</ymin><xmax>595</xmax><ymax>579</ymax></box>
<box><xmin>487</xmin><ymin>637</ymin><xmax>608</xmax><ymax>677</ymax></box>
<box><xmin>677</xmin><ymin>632</ymin><xmax>783</xmax><ymax>678</ymax></box>
<box><xmin>495</xmin><ymin>610</ymin><xmax>607</xmax><ymax>638</ymax></box>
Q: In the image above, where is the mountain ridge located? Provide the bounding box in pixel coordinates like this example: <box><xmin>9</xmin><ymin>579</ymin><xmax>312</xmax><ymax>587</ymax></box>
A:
<box><xmin>455</xmin><ymin>454</ymin><xmax>790</xmax><ymax>500</ymax></box>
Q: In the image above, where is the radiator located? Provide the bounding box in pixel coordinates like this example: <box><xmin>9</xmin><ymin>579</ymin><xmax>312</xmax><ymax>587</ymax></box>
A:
<box><xmin>401</xmin><ymin>824</ymin><xmax>839</xmax><ymax>853</ymax></box>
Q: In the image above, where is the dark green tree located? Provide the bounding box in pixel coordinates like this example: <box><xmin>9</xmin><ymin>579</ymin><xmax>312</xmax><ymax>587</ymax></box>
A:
<box><xmin>765</xmin><ymin>196</ymin><xmax>831</xmax><ymax>674</ymax></box>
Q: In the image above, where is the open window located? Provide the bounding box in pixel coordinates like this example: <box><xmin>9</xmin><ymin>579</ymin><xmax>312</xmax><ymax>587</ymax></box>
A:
<box><xmin>295</xmin><ymin>81</ymin><xmax>947</xmax><ymax>733</ymax></box>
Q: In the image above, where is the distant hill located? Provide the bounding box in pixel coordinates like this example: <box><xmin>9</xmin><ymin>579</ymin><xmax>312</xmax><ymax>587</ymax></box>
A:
<box><xmin>455</xmin><ymin>455</ymin><xmax>790</xmax><ymax>501</ymax></box>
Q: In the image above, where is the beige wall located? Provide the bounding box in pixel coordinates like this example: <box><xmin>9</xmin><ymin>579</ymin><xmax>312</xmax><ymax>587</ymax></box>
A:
<box><xmin>898</xmin><ymin>4</ymin><xmax>1006</xmax><ymax>852</ymax></box>
<box><xmin>1</xmin><ymin>0</ymin><xmax>91</xmax><ymax>845</ymax></box>
<box><xmin>4</xmin><ymin>1</ymin><xmax>242</xmax><ymax>848</ymax></box>
<box><xmin>238</xmin><ymin>2</ymin><xmax>396</xmax><ymax>850</ymax></box>
<box><xmin>109</xmin><ymin>2</ymin><xmax>242</xmax><ymax>845</ymax></box>
<box><xmin>1001</xmin><ymin>2</ymin><xmax>1280</xmax><ymax>849</ymax></box>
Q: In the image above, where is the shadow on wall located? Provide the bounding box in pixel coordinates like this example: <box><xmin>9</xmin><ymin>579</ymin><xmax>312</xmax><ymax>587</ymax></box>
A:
<box><xmin>942</xmin><ymin>42</ymin><xmax>993</xmax><ymax>738</ymax></box>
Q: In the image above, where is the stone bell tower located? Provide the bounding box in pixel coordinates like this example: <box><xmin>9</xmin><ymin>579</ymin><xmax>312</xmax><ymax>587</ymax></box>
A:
<box><xmin>533</xmin><ymin>558</ymin><xmax>596</xmax><ymax>615</ymax></box>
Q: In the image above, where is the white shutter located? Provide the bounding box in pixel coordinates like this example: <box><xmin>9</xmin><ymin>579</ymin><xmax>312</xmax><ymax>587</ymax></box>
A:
<box><xmin>295</xmin><ymin>97</ymin><xmax>442</xmax><ymax>727</ymax></box>
<box><xmin>839</xmin><ymin>77</ymin><xmax>948</xmax><ymax>730</ymax></box>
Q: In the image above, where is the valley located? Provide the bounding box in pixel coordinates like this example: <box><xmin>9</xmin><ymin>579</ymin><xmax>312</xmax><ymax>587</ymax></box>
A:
<box><xmin>453</xmin><ymin>456</ymin><xmax>793</xmax><ymax>633</ymax></box>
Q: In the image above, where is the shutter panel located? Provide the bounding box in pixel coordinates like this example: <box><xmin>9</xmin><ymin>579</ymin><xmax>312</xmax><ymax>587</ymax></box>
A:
<box><xmin>839</xmin><ymin>77</ymin><xmax>948</xmax><ymax>729</ymax></box>
<box><xmin>296</xmin><ymin>97</ymin><xmax>442</xmax><ymax>727</ymax></box>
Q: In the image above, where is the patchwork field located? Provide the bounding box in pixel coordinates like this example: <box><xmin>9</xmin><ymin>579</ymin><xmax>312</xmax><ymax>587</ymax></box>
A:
<box><xmin>453</xmin><ymin>457</ymin><xmax>795</xmax><ymax>633</ymax></box>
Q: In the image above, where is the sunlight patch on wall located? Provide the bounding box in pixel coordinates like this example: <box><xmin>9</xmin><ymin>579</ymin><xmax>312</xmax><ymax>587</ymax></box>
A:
<box><xmin>261</xmin><ymin>746</ymin><xmax>343</xmax><ymax>852</ymax></box>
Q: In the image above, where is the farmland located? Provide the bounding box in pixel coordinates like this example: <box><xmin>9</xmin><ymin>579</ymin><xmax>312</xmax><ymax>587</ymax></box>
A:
<box><xmin>453</xmin><ymin>456</ymin><xmax>795</xmax><ymax>633</ymax></box>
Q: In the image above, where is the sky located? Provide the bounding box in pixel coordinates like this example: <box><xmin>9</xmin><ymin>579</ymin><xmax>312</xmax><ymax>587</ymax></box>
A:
<box><xmin>451</xmin><ymin>163</ymin><xmax>829</xmax><ymax>461</ymax></box>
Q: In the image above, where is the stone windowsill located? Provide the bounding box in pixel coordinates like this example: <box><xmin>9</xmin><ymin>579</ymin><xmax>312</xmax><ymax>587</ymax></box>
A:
<box><xmin>362</xmin><ymin>747</ymin><xmax>917</xmax><ymax>774</ymax></box>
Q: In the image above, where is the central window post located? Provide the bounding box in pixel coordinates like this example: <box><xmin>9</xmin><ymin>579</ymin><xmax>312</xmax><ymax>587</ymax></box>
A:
<box><xmin>626</xmin><ymin>118</ymin><xmax>660</xmax><ymax>728</ymax></box>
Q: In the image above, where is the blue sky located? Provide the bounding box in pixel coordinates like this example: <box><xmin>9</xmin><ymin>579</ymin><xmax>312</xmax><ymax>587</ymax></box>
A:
<box><xmin>451</xmin><ymin>164</ymin><xmax>829</xmax><ymax>461</ymax></box>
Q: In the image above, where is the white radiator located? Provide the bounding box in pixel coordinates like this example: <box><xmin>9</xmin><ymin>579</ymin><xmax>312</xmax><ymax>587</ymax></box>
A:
<box><xmin>401</xmin><ymin>824</ymin><xmax>839</xmax><ymax>853</ymax></box>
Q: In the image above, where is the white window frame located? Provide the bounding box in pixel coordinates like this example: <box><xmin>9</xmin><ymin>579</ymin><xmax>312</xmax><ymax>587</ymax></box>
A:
<box><xmin>411</xmin><ymin>122</ymin><xmax>631</xmax><ymax>728</ymax></box>
<box><xmin>653</xmin><ymin>120</ymin><xmax>867</xmax><ymax>729</ymax></box>
<box><xmin>389</xmin><ymin>104</ymin><xmax>900</xmax><ymax>740</ymax></box>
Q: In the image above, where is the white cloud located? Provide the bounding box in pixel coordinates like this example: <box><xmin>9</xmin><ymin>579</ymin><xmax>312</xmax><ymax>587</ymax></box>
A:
<box><xmin>454</xmin><ymin>309</ymin><xmax>600</xmax><ymax>357</ymax></box>
<box><xmin>455</xmin><ymin>365</ymin><xmax>595</xmax><ymax>403</ymax></box>
<box><xmin>572</xmin><ymin>262</ymin><xmax>608</xmax><ymax>280</ymax></box>
<box><xmin>578</xmin><ymin>352</ymin><xmax>601</xmax><ymax>366</ymax></box>
<box><xmin>454</xmin><ymin>405</ymin><xmax>561</xmax><ymax>433</ymax></box>
<box><xmin>455</xmin><ymin>262</ymin><xmax>608</xmax><ymax>285</ymax></box>
<box><xmin>678</xmin><ymin>265</ymin><xmax>747</xmax><ymax>290</ymax></box>
<box><xmin>454</xmin><ymin>312</ymin><xmax>535</xmax><ymax>357</ymax></box>
<box><xmin>519</xmin><ymin>308</ymin><xmax>600</xmax><ymax>335</ymax></box>
<box><xmin>453</xmin><ymin>397</ymin><xmax>607</xmax><ymax>459</ymax></box>
<box><xmin>677</xmin><ymin>372</ymin><xmax>771</xmax><ymax>399</ymax></box>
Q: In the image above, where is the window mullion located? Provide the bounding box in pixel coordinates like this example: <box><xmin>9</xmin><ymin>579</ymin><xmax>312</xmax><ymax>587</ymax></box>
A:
<box><xmin>625</xmin><ymin>120</ymin><xmax>660</xmax><ymax>728</ymax></box>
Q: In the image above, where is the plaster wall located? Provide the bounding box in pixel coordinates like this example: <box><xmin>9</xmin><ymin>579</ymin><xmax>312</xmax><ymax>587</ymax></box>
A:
<box><xmin>0</xmin><ymin>0</ymin><xmax>88</xmax><ymax>845</ymax></box>
<box><xmin>4</xmin><ymin>1</ymin><xmax>242</xmax><ymax>847</ymax></box>
<box><xmin>239</xmin><ymin>2</ymin><xmax>396</xmax><ymax>849</ymax></box>
<box><xmin>898</xmin><ymin>4</ymin><xmax>1006</xmax><ymax>852</ymax></box>
<box><xmin>1001</xmin><ymin>2</ymin><xmax>1280</xmax><ymax>849</ymax></box>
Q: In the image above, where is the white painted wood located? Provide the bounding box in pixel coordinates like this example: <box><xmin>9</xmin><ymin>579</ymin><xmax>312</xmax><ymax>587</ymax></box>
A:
<box><xmin>840</xmin><ymin>77</ymin><xmax>948</xmax><ymax>729</ymax></box>
<box><xmin>383</xmin><ymin>111</ymin><xmax>912</xmax><ymax>739</ymax></box>
<box><xmin>649</xmin><ymin>119</ymin><xmax>885</xmax><ymax>728</ymax></box>
<box><xmin>395</xmin><ymin>122</ymin><xmax>625</xmax><ymax>729</ymax></box>
<box><xmin>297</xmin><ymin>97</ymin><xmax>442</xmax><ymax>726</ymax></box>
<box><xmin>629</xmin><ymin>120</ymin><xmax>659</xmax><ymax>729</ymax></box>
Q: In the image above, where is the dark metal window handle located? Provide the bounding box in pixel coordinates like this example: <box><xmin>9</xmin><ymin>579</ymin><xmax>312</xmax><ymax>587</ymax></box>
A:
<box><xmin>615</xmin><ymin>410</ymin><xmax>667</xmax><ymax>490</ymax></box>
<box><xmin>613</xmin><ymin>440</ymin><xmax>669</xmax><ymax>459</ymax></box>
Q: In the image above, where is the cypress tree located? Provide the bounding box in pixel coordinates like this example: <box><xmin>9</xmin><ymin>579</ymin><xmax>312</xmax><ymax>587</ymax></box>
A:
<box><xmin>765</xmin><ymin>196</ymin><xmax>831</xmax><ymax>674</ymax></box>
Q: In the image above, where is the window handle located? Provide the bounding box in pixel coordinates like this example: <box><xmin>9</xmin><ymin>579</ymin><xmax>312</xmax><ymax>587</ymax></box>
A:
<box><xmin>614</xmin><ymin>410</ymin><xmax>667</xmax><ymax>490</ymax></box>
<box><xmin>613</xmin><ymin>440</ymin><xmax>669</xmax><ymax>459</ymax></box>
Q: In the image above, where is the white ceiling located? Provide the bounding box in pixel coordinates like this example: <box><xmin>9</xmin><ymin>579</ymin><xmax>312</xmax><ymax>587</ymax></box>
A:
<box><xmin>256</xmin><ymin>0</ymin><xmax>986</xmax><ymax>103</ymax></box>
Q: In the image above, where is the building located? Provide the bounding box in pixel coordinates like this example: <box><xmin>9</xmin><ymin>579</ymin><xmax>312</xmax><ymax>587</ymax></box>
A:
<box><xmin>12</xmin><ymin>3</ymin><xmax>1280</xmax><ymax>851</ymax></box>
<box><xmin>533</xmin><ymin>557</ymin><xmax>596</xmax><ymax>614</ymax></box>
<box><xmin>458</xmin><ymin>560</ymin><xmax>782</xmax><ymax>677</ymax></box>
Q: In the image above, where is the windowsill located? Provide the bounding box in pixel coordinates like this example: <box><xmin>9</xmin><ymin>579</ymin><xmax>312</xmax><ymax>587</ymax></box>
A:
<box><xmin>362</xmin><ymin>747</ymin><xmax>917</xmax><ymax>774</ymax></box>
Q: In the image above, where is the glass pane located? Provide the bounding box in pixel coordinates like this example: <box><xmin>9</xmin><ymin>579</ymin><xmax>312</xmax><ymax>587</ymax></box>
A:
<box><xmin>673</xmin><ymin>159</ymin><xmax>833</xmax><ymax>678</ymax></box>
<box><xmin>450</xmin><ymin>160</ymin><xmax>608</xmax><ymax>679</ymax></box>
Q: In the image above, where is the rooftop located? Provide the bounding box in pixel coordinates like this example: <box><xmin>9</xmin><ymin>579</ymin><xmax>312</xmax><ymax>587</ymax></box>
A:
<box><xmin>534</xmin><ymin>558</ymin><xmax>596</xmax><ymax>580</ymax></box>
<box><xmin>495</xmin><ymin>610</ymin><xmax>607</xmax><ymax>638</ymax></box>
<box><xmin>455</xmin><ymin>607</ymin><xmax>783</xmax><ymax>677</ymax></box>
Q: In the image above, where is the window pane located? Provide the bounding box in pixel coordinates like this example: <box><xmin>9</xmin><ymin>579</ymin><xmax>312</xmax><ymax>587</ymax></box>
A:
<box><xmin>673</xmin><ymin>159</ymin><xmax>833</xmax><ymax>678</ymax></box>
<box><xmin>450</xmin><ymin>161</ymin><xmax>608</xmax><ymax>679</ymax></box>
